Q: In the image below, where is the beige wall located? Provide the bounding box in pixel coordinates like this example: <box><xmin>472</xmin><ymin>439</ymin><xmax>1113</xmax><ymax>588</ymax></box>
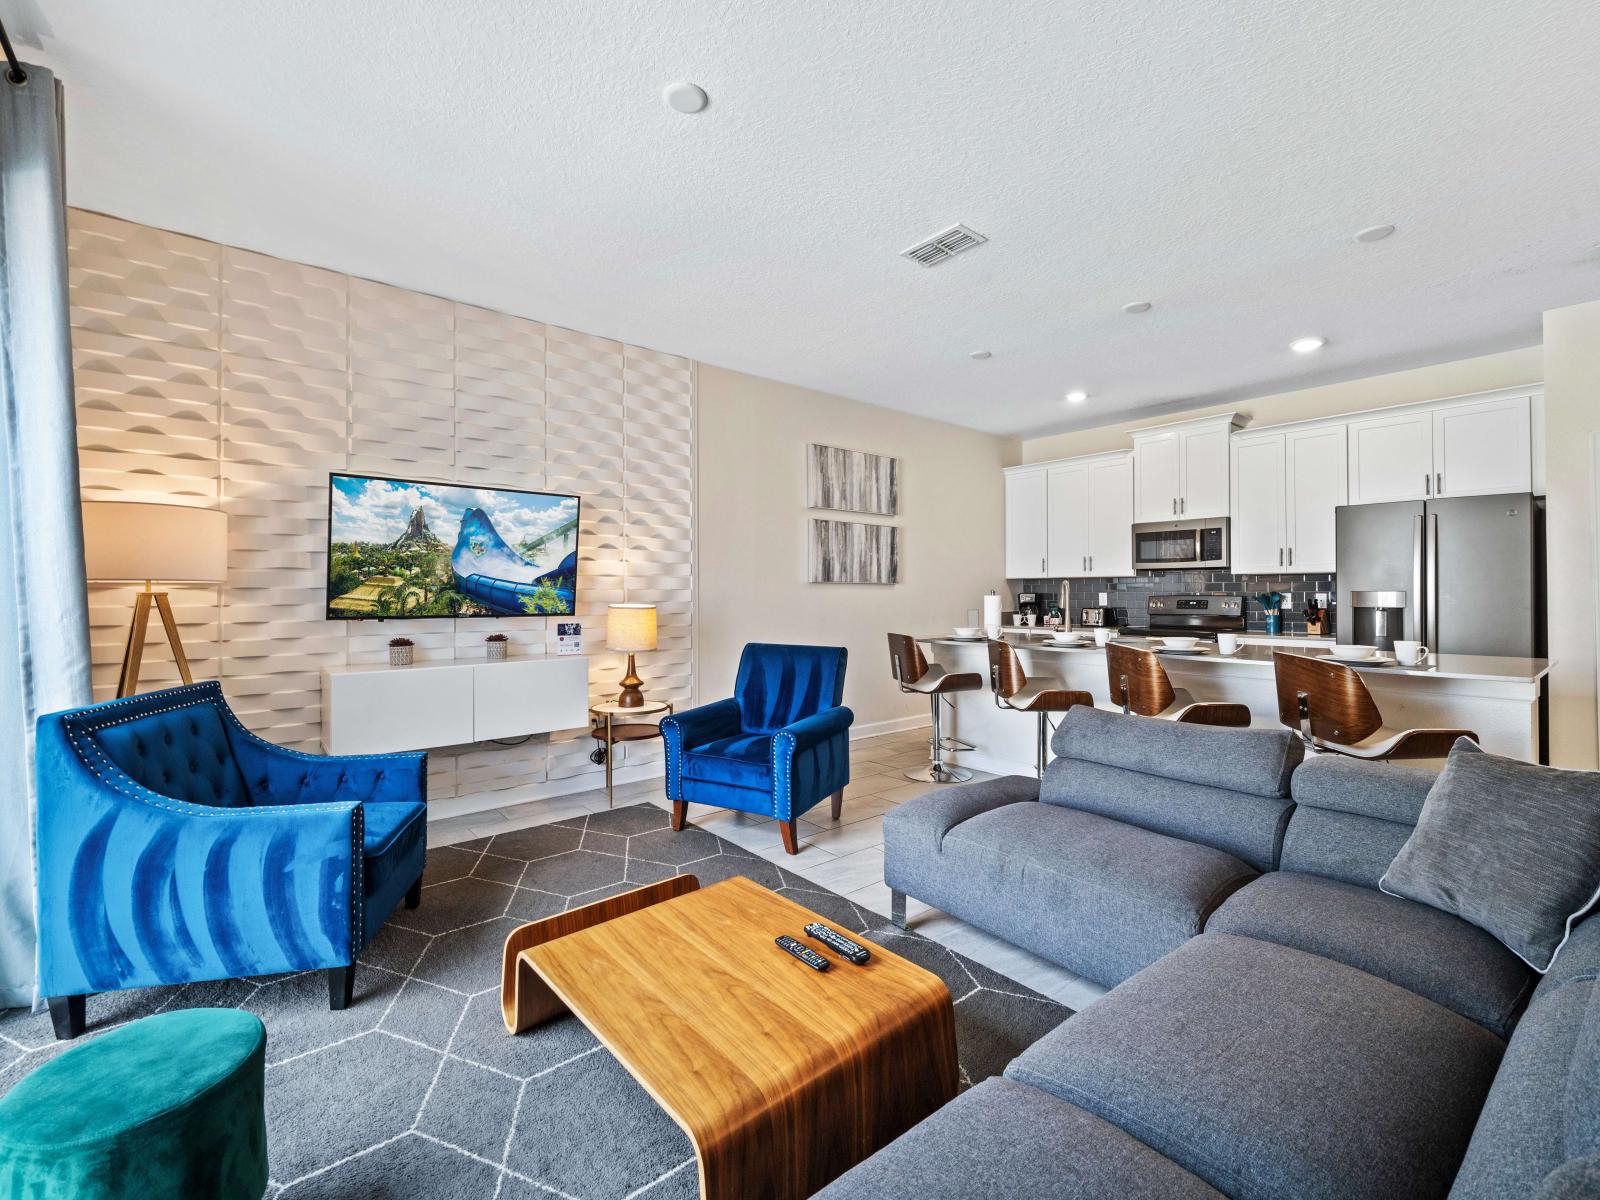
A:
<box><xmin>1543</xmin><ymin>300</ymin><xmax>1600</xmax><ymax>768</ymax></box>
<box><xmin>696</xmin><ymin>365</ymin><xmax>1018</xmax><ymax>730</ymax></box>
<box><xmin>1021</xmin><ymin>347</ymin><xmax>1544</xmax><ymax>461</ymax></box>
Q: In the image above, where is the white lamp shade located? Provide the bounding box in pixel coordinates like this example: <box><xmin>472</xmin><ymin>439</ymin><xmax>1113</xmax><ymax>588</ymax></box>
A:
<box><xmin>607</xmin><ymin>603</ymin><xmax>658</xmax><ymax>652</ymax></box>
<box><xmin>82</xmin><ymin>502</ymin><xmax>228</xmax><ymax>584</ymax></box>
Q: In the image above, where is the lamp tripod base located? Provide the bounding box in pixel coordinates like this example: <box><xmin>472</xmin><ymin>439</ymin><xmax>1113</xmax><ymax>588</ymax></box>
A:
<box><xmin>118</xmin><ymin>588</ymin><xmax>195</xmax><ymax>699</ymax></box>
<box><xmin>615</xmin><ymin>653</ymin><xmax>646</xmax><ymax>708</ymax></box>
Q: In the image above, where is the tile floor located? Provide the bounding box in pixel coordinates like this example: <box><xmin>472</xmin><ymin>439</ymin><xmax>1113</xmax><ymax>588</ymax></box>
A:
<box><xmin>426</xmin><ymin>728</ymin><xmax>1108</xmax><ymax>1012</ymax></box>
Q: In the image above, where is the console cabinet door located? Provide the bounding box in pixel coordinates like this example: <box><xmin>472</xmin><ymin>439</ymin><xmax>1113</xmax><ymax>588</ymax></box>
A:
<box><xmin>1004</xmin><ymin>468</ymin><xmax>1049</xmax><ymax>577</ymax></box>
<box><xmin>1286</xmin><ymin>425</ymin><xmax>1347</xmax><ymax>572</ymax></box>
<box><xmin>1230</xmin><ymin>433</ymin><xmax>1287</xmax><ymax>573</ymax></box>
<box><xmin>1087</xmin><ymin>455</ymin><xmax>1134</xmax><ymax>577</ymax></box>
<box><xmin>1045</xmin><ymin>463</ymin><xmax>1091</xmax><ymax>577</ymax></box>
<box><xmin>1179</xmin><ymin>426</ymin><xmax>1231</xmax><ymax>519</ymax></box>
<box><xmin>1348</xmin><ymin>410</ymin><xmax>1433</xmax><ymax>504</ymax></box>
<box><xmin>1133</xmin><ymin>432</ymin><xmax>1182</xmax><ymax>522</ymax></box>
<box><xmin>1432</xmin><ymin>394</ymin><xmax>1531</xmax><ymax>497</ymax></box>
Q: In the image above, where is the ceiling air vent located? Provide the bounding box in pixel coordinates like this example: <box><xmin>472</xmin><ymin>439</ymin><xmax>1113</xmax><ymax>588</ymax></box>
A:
<box><xmin>900</xmin><ymin>223</ymin><xmax>988</xmax><ymax>267</ymax></box>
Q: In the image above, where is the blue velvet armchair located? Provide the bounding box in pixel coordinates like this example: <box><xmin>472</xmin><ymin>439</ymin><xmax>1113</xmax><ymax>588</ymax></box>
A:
<box><xmin>35</xmin><ymin>681</ymin><xmax>427</xmax><ymax>1039</ymax></box>
<box><xmin>662</xmin><ymin>643</ymin><xmax>852</xmax><ymax>853</ymax></box>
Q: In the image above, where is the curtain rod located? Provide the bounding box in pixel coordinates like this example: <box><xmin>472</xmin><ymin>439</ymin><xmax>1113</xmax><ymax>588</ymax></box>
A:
<box><xmin>0</xmin><ymin>18</ymin><xmax>26</xmax><ymax>85</ymax></box>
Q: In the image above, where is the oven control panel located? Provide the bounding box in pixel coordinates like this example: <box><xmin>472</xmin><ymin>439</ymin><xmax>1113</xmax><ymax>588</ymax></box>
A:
<box><xmin>1147</xmin><ymin>594</ymin><xmax>1243</xmax><ymax>616</ymax></box>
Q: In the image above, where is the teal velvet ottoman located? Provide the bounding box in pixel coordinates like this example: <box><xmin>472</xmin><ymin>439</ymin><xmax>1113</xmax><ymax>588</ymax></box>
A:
<box><xmin>0</xmin><ymin>1008</ymin><xmax>267</xmax><ymax>1199</ymax></box>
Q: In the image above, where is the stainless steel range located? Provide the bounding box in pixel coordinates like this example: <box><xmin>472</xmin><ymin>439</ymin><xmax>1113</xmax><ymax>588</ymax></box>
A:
<box><xmin>1117</xmin><ymin>593</ymin><xmax>1245</xmax><ymax>641</ymax></box>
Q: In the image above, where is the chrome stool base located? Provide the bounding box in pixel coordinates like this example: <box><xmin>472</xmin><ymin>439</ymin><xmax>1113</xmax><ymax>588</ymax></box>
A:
<box><xmin>904</xmin><ymin>762</ymin><xmax>973</xmax><ymax>784</ymax></box>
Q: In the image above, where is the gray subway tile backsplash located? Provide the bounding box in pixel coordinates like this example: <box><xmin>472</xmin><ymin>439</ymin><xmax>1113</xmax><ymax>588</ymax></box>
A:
<box><xmin>1011</xmin><ymin>571</ymin><xmax>1336</xmax><ymax>635</ymax></box>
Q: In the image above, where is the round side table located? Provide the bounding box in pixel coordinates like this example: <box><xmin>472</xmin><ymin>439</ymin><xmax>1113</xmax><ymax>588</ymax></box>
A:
<box><xmin>589</xmin><ymin>699</ymin><xmax>673</xmax><ymax>806</ymax></box>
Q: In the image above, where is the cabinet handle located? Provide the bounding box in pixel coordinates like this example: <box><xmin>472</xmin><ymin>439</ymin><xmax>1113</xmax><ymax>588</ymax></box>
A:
<box><xmin>1180</xmin><ymin>497</ymin><xmax>1186</xmax><ymax>514</ymax></box>
<box><xmin>1089</xmin><ymin>554</ymin><xmax>1093</xmax><ymax>572</ymax></box>
<box><xmin>1041</xmin><ymin>556</ymin><xmax>1046</xmax><ymax>572</ymax></box>
<box><xmin>1279</xmin><ymin>547</ymin><xmax>1284</xmax><ymax>566</ymax></box>
<box><xmin>1288</xmin><ymin>546</ymin><xmax>1294</xmax><ymax>567</ymax></box>
<box><xmin>1172</xmin><ymin>498</ymin><xmax>1177</xmax><ymax>515</ymax></box>
<box><xmin>1425</xmin><ymin>473</ymin><xmax>1431</xmax><ymax>497</ymax></box>
<box><xmin>1436</xmin><ymin>471</ymin><xmax>1443</xmax><ymax>496</ymax></box>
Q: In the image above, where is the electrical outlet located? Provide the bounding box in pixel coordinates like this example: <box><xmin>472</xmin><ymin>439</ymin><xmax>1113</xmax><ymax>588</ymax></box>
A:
<box><xmin>1314</xmin><ymin>592</ymin><xmax>1329</xmax><ymax>608</ymax></box>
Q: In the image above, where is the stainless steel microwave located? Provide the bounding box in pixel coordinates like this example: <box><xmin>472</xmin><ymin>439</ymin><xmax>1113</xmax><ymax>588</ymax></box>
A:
<box><xmin>1132</xmin><ymin>517</ymin><xmax>1230</xmax><ymax>571</ymax></box>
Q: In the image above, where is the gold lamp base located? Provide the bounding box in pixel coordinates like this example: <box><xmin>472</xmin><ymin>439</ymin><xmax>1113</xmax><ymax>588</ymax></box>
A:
<box><xmin>117</xmin><ymin>585</ymin><xmax>195</xmax><ymax>698</ymax></box>
<box><xmin>616</xmin><ymin>652</ymin><xmax>647</xmax><ymax>708</ymax></box>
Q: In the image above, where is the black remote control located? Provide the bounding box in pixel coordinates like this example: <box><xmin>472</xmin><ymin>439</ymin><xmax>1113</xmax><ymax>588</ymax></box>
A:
<box><xmin>804</xmin><ymin>922</ymin><xmax>871</xmax><ymax>965</ymax></box>
<box><xmin>775</xmin><ymin>935</ymin><xmax>829</xmax><ymax>972</ymax></box>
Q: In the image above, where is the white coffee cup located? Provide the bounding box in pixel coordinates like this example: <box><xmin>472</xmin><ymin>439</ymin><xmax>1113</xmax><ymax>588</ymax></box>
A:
<box><xmin>1094</xmin><ymin>627</ymin><xmax>1115</xmax><ymax>647</ymax></box>
<box><xmin>1216</xmin><ymin>633</ymin><xmax>1239</xmax><ymax>656</ymax></box>
<box><xmin>1395</xmin><ymin>640</ymin><xmax>1429</xmax><ymax>665</ymax></box>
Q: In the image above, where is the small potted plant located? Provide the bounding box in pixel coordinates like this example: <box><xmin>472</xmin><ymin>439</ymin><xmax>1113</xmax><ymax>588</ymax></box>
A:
<box><xmin>486</xmin><ymin>632</ymin><xmax>509</xmax><ymax>661</ymax></box>
<box><xmin>388</xmin><ymin>636</ymin><xmax>414</xmax><ymax>667</ymax></box>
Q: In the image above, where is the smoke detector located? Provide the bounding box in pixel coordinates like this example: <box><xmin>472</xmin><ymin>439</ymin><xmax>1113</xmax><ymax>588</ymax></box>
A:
<box><xmin>901</xmin><ymin>224</ymin><xmax>988</xmax><ymax>267</ymax></box>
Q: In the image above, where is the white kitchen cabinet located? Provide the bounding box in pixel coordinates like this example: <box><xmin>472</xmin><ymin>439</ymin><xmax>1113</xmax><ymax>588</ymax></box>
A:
<box><xmin>1348</xmin><ymin>409</ymin><xmax>1433</xmax><ymax>503</ymax></box>
<box><xmin>1230</xmin><ymin>433</ymin><xmax>1288</xmax><ymax>573</ymax></box>
<box><xmin>1432</xmin><ymin>394</ymin><xmax>1532</xmax><ymax>497</ymax></box>
<box><xmin>1132</xmin><ymin>414</ymin><xmax>1240</xmax><ymax>522</ymax></box>
<box><xmin>1004</xmin><ymin>467</ymin><xmax>1049</xmax><ymax>577</ymax></box>
<box><xmin>1045</xmin><ymin>461</ymin><xmax>1089</xmax><ymax>576</ymax></box>
<box><xmin>1285</xmin><ymin>425</ymin><xmax>1347</xmax><ymax>572</ymax></box>
<box><xmin>1087</xmin><ymin>454</ymin><xmax>1135</xmax><ymax>576</ymax></box>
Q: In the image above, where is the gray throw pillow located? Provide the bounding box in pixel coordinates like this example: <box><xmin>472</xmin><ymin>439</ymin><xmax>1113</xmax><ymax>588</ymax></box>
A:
<box><xmin>1380</xmin><ymin>738</ymin><xmax>1600</xmax><ymax>972</ymax></box>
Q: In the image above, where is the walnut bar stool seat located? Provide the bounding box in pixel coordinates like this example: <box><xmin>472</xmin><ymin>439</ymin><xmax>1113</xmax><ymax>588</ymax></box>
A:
<box><xmin>1106</xmin><ymin>642</ymin><xmax>1251</xmax><ymax>727</ymax></box>
<box><xmin>1273</xmin><ymin>651</ymin><xmax>1477</xmax><ymax>760</ymax></box>
<box><xmin>890</xmin><ymin>633</ymin><xmax>984</xmax><ymax>783</ymax></box>
<box><xmin>987</xmin><ymin>640</ymin><xmax>1094</xmax><ymax>778</ymax></box>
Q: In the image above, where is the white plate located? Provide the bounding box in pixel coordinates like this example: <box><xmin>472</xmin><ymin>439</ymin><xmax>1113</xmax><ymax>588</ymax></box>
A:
<box><xmin>1049</xmin><ymin>634</ymin><xmax>1091</xmax><ymax>644</ymax></box>
<box><xmin>1155</xmin><ymin>646</ymin><xmax>1209</xmax><ymax>655</ymax></box>
<box><xmin>945</xmin><ymin>635</ymin><xmax>987</xmax><ymax>642</ymax></box>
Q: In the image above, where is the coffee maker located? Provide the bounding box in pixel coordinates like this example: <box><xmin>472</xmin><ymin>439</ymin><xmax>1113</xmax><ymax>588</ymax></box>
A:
<box><xmin>1014</xmin><ymin>592</ymin><xmax>1042</xmax><ymax>626</ymax></box>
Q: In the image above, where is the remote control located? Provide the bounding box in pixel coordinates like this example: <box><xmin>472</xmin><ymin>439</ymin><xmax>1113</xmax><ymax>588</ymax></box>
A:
<box><xmin>775</xmin><ymin>934</ymin><xmax>829</xmax><ymax>972</ymax></box>
<box><xmin>804</xmin><ymin>922</ymin><xmax>871</xmax><ymax>965</ymax></box>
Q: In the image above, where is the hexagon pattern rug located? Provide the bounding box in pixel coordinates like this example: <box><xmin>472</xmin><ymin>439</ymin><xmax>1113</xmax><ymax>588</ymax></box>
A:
<box><xmin>0</xmin><ymin>803</ymin><xmax>1071</xmax><ymax>1198</ymax></box>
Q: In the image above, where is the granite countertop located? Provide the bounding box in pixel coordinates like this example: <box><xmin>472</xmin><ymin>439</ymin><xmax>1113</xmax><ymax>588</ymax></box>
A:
<box><xmin>916</xmin><ymin>631</ymin><xmax>1552</xmax><ymax>684</ymax></box>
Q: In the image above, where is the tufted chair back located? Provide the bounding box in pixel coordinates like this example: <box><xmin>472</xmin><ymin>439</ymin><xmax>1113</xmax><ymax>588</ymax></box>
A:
<box><xmin>734</xmin><ymin>643</ymin><xmax>848</xmax><ymax>734</ymax></box>
<box><xmin>76</xmin><ymin>688</ymin><xmax>251</xmax><ymax>808</ymax></box>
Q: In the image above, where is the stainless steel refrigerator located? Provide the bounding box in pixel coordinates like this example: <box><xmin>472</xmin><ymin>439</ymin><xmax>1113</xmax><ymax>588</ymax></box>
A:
<box><xmin>1334</xmin><ymin>494</ymin><xmax>1544</xmax><ymax>657</ymax></box>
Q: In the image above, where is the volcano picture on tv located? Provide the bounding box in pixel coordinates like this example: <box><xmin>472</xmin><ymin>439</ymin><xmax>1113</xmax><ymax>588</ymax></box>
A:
<box><xmin>326</xmin><ymin>473</ymin><xmax>579</xmax><ymax>619</ymax></box>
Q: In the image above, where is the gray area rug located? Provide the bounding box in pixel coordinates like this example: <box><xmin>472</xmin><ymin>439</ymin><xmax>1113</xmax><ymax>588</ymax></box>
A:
<box><xmin>0</xmin><ymin>802</ymin><xmax>1071</xmax><ymax>1198</ymax></box>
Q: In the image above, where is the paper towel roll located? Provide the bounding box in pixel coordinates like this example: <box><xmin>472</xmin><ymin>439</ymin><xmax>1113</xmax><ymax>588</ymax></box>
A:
<box><xmin>982</xmin><ymin>593</ymin><xmax>1002</xmax><ymax>637</ymax></box>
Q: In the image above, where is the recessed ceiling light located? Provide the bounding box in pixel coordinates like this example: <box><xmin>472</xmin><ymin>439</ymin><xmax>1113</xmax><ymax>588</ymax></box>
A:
<box><xmin>1065</xmin><ymin>390</ymin><xmax>1089</xmax><ymax>404</ymax></box>
<box><xmin>662</xmin><ymin>81</ymin><xmax>709</xmax><ymax>114</ymax></box>
<box><xmin>969</xmin><ymin>350</ymin><xmax>992</xmax><ymax>360</ymax></box>
<box><xmin>1290</xmin><ymin>336</ymin><xmax>1327</xmax><ymax>354</ymax></box>
<box><xmin>1122</xmin><ymin>301</ymin><xmax>1152</xmax><ymax>314</ymax></box>
<box><xmin>1354</xmin><ymin>224</ymin><xmax>1395</xmax><ymax>243</ymax></box>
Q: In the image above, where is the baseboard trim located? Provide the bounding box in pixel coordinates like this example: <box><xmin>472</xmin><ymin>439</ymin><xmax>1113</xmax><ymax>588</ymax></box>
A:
<box><xmin>851</xmin><ymin>714</ymin><xmax>932</xmax><ymax>740</ymax></box>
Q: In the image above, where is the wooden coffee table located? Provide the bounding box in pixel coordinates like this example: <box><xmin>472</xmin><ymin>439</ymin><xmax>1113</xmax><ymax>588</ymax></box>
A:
<box><xmin>500</xmin><ymin>875</ymin><xmax>958</xmax><ymax>1200</ymax></box>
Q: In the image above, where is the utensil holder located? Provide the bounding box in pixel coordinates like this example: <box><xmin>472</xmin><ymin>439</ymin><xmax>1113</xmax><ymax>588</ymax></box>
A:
<box><xmin>1264</xmin><ymin>612</ymin><xmax>1282</xmax><ymax>636</ymax></box>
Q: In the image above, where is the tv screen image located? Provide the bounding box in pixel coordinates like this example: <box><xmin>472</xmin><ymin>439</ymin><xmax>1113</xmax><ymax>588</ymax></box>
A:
<box><xmin>326</xmin><ymin>473</ymin><xmax>580</xmax><ymax>619</ymax></box>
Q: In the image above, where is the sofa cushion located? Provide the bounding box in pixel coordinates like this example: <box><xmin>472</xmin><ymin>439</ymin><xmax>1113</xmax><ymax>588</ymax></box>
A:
<box><xmin>1382</xmin><ymin>741</ymin><xmax>1600</xmax><ymax>972</ymax></box>
<box><xmin>1007</xmin><ymin>933</ymin><xmax>1504</xmax><ymax>1200</ymax></box>
<box><xmin>1544</xmin><ymin>916</ymin><xmax>1600</xmax><ymax>995</ymax></box>
<box><xmin>681</xmin><ymin>733</ymin><xmax>773</xmax><ymax>789</ymax></box>
<box><xmin>1208</xmin><ymin>871</ymin><xmax>1535</xmax><ymax>1036</ymax></box>
<box><xmin>812</xmin><ymin>1077</ymin><xmax>1227</xmax><ymax>1200</ymax></box>
<box><xmin>1291</xmin><ymin>753</ymin><xmax>1435</xmax><ymax>823</ymax></box>
<box><xmin>1280</xmin><ymin>754</ymin><xmax>1432</xmax><ymax>887</ymax></box>
<box><xmin>361</xmin><ymin>800</ymin><xmax>426</xmax><ymax>943</ymax></box>
<box><xmin>90</xmin><ymin>704</ymin><xmax>251</xmax><ymax>808</ymax></box>
<box><xmin>1536</xmin><ymin>1157</ymin><xmax>1600</xmax><ymax>1200</ymax></box>
<box><xmin>1450</xmin><ymin>981</ymin><xmax>1597</xmax><ymax>1200</ymax></box>
<box><xmin>1044</xmin><ymin>758</ymin><xmax>1292</xmax><ymax>871</ymax></box>
<box><xmin>1051</xmin><ymin>705</ymin><xmax>1302</xmax><ymax>798</ymax></box>
<box><xmin>910</xmin><ymin>802</ymin><xmax>1256</xmax><ymax>987</ymax></box>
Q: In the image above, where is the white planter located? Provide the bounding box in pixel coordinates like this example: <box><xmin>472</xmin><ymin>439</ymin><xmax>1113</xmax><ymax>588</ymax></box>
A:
<box><xmin>389</xmin><ymin>644</ymin><xmax>414</xmax><ymax>668</ymax></box>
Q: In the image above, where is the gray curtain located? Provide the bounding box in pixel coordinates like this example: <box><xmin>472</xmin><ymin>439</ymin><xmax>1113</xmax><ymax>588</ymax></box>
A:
<box><xmin>0</xmin><ymin>64</ymin><xmax>91</xmax><ymax>1010</ymax></box>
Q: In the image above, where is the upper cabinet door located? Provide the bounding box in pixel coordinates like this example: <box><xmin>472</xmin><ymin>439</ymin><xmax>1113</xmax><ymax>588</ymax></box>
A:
<box><xmin>1045</xmin><ymin>462</ymin><xmax>1091</xmax><ymax>577</ymax></box>
<box><xmin>1004</xmin><ymin>468</ymin><xmax>1049</xmax><ymax>577</ymax></box>
<box><xmin>1433</xmin><ymin>394</ymin><xmax>1532</xmax><ymax>497</ymax></box>
<box><xmin>1348</xmin><ymin>410</ymin><xmax>1434</xmax><ymax>504</ymax></box>
<box><xmin>1133</xmin><ymin>432</ymin><xmax>1182</xmax><ymax>522</ymax></box>
<box><xmin>1087</xmin><ymin>455</ymin><xmax>1135</xmax><ymax>577</ymax></box>
<box><xmin>1229</xmin><ymin>434</ymin><xmax>1287</xmax><ymax>574</ymax></box>
<box><xmin>1180</xmin><ymin>427</ymin><xmax>1231</xmax><ymax>519</ymax></box>
<box><xmin>1286</xmin><ymin>425</ymin><xmax>1347</xmax><ymax>573</ymax></box>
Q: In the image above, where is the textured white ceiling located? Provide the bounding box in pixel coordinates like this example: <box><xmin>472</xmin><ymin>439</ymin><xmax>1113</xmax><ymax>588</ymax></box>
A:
<box><xmin>16</xmin><ymin>0</ymin><xmax>1600</xmax><ymax>436</ymax></box>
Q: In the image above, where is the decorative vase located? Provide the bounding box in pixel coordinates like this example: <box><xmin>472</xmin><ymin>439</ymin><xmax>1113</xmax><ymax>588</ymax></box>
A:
<box><xmin>389</xmin><ymin>645</ymin><xmax>413</xmax><ymax>668</ymax></box>
<box><xmin>487</xmin><ymin>640</ymin><xmax>507</xmax><ymax>662</ymax></box>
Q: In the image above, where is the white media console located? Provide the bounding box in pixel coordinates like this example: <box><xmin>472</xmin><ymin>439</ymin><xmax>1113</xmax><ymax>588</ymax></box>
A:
<box><xmin>320</xmin><ymin>655</ymin><xmax>592</xmax><ymax>755</ymax></box>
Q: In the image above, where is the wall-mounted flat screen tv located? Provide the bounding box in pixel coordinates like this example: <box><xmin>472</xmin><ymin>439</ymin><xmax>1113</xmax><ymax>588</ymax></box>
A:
<box><xmin>326</xmin><ymin>472</ymin><xmax>579</xmax><ymax>619</ymax></box>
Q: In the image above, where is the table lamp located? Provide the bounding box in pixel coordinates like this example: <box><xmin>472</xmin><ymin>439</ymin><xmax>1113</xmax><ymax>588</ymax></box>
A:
<box><xmin>81</xmin><ymin>501</ymin><xmax>228</xmax><ymax>698</ymax></box>
<box><xmin>607</xmin><ymin>603</ymin><xmax>657</xmax><ymax>708</ymax></box>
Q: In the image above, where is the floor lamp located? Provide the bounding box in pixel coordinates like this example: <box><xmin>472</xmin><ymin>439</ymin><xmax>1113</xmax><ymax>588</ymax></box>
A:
<box><xmin>81</xmin><ymin>502</ymin><xmax>228</xmax><ymax>698</ymax></box>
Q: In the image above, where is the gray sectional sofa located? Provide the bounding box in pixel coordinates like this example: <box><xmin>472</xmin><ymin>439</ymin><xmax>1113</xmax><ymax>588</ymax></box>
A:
<box><xmin>817</xmin><ymin>706</ymin><xmax>1599</xmax><ymax>1200</ymax></box>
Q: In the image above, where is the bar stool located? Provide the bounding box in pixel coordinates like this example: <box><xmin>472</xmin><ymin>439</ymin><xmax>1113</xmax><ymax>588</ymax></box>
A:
<box><xmin>889</xmin><ymin>633</ymin><xmax>984</xmax><ymax>783</ymax></box>
<box><xmin>1106</xmin><ymin>642</ymin><xmax>1251</xmax><ymax>726</ymax></box>
<box><xmin>987</xmin><ymin>640</ymin><xmax>1094</xmax><ymax>778</ymax></box>
<box><xmin>1273</xmin><ymin>651</ymin><xmax>1478</xmax><ymax>760</ymax></box>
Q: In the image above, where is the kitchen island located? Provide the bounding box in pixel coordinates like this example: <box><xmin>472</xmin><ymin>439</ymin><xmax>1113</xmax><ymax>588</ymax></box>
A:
<box><xmin>918</xmin><ymin>631</ymin><xmax>1551</xmax><ymax>776</ymax></box>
